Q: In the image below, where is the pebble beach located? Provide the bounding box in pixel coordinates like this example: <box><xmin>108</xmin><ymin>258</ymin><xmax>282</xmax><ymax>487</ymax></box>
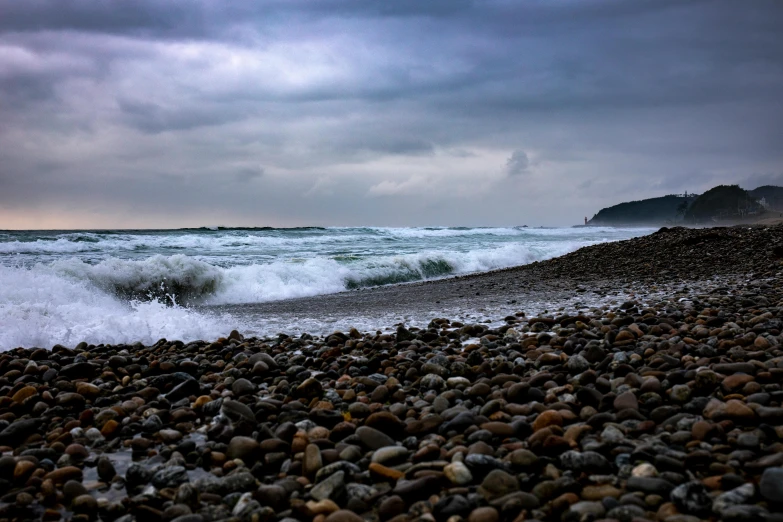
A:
<box><xmin>1</xmin><ymin>225</ymin><xmax>783</xmax><ymax>522</ymax></box>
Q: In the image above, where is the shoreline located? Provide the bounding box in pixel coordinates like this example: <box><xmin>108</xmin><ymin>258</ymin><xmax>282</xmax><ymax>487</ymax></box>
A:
<box><xmin>0</xmin><ymin>224</ymin><xmax>782</xmax><ymax>521</ymax></box>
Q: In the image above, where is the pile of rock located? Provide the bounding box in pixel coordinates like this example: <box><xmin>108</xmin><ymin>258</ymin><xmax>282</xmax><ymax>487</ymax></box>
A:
<box><xmin>512</xmin><ymin>224</ymin><xmax>783</xmax><ymax>283</ymax></box>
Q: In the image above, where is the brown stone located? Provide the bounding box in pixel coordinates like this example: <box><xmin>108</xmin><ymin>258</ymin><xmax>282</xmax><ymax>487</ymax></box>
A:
<box><xmin>468</xmin><ymin>507</ymin><xmax>499</xmax><ymax>522</ymax></box>
<box><xmin>563</xmin><ymin>424</ymin><xmax>591</xmax><ymax>446</ymax></box>
<box><xmin>613</xmin><ymin>391</ymin><xmax>639</xmax><ymax>411</ymax></box>
<box><xmin>722</xmin><ymin>374</ymin><xmax>754</xmax><ymax>393</ymax></box>
<box><xmin>194</xmin><ymin>395</ymin><xmax>212</xmax><ymax>409</ymax></box>
<box><xmin>481</xmin><ymin>422</ymin><xmax>515</xmax><ymax>437</ymax></box>
<box><xmin>541</xmin><ymin>435</ymin><xmax>570</xmax><ymax>453</ymax></box>
<box><xmin>44</xmin><ymin>466</ymin><xmax>83</xmax><ymax>484</ymax></box>
<box><xmin>306</xmin><ymin>499</ymin><xmax>340</xmax><ymax>515</ymax></box>
<box><xmin>14</xmin><ymin>460</ymin><xmax>37</xmax><ymax>481</ymax></box>
<box><xmin>581</xmin><ymin>484</ymin><xmax>621</xmax><ymax>500</ymax></box>
<box><xmin>75</xmin><ymin>383</ymin><xmax>101</xmax><ymax>399</ymax></box>
<box><xmin>369</xmin><ymin>462</ymin><xmax>404</xmax><ymax>481</ymax></box>
<box><xmin>754</xmin><ymin>336</ymin><xmax>771</xmax><ymax>349</ymax></box>
<box><xmin>532</xmin><ymin>410</ymin><xmax>562</xmax><ymax>432</ymax></box>
<box><xmin>702</xmin><ymin>476</ymin><xmax>723</xmax><ymax>490</ymax></box>
<box><xmin>101</xmin><ymin>419</ymin><xmax>120</xmax><ymax>437</ymax></box>
<box><xmin>657</xmin><ymin>502</ymin><xmax>680</xmax><ymax>520</ymax></box>
<box><xmin>725</xmin><ymin>399</ymin><xmax>755</xmax><ymax>421</ymax></box>
<box><xmin>691</xmin><ymin>420</ymin><xmax>713</xmax><ymax>441</ymax></box>
<box><xmin>325</xmin><ymin>510</ymin><xmax>364</xmax><ymax>522</ymax></box>
<box><xmin>12</xmin><ymin>386</ymin><xmax>37</xmax><ymax>404</ymax></box>
<box><xmin>552</xmin><ymin>492</ymin><xmax>580</xmax><ymax>512</ymax></box>
<box><xmin>365</xmin><ymin>411</ymin><xmax>405</xmax><ymax>438</ymax></box>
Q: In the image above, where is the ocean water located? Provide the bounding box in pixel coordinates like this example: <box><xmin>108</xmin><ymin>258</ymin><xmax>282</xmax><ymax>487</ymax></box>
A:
<box><xmin>0</xmin><ymin>226</ymin><xmax>653</xmax><ymax>349</ymax></box>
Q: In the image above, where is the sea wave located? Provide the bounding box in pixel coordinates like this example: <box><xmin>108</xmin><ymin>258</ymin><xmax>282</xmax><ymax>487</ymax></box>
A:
<box><xmin>0</xmin><ymin>263</ymin><xmax>236</xmax><ymax>350</ymax></box>
<box><xmin>0</xmin><ymin>226</ymin><xmax>639</xmax><ymax>257</ymax></box>
<box><xmin>6</xmin><ymin>239</ymin><xmax>596</xmax><ymax>306</ymax></box>
<box><xmin>0</xmin><ymin>226</ymin><xmax>653</xmax><ymax>349</ymax></box>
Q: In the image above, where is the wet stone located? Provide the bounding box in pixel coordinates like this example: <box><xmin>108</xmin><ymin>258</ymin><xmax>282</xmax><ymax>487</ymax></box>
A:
<box><xmin>356</xmin><ymin>426</ymin><xmax>396</xmax><ymax>450</ymax></box>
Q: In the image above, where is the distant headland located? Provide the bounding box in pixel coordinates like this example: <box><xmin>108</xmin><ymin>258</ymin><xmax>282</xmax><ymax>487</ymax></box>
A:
<box><xmin>585</xmin><ymin>184</ymin><xmax>783</xmax><ymax>227</ymax></box>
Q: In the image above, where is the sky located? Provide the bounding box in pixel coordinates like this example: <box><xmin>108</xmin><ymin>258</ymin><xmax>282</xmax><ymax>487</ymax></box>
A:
<box><xmin>1</xmin><ymin>0</ymin><xmax>782</xmax><ymax>229</ymax></box>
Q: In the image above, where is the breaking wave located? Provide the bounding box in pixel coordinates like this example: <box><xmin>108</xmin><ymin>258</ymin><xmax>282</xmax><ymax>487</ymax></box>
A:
<box><xmin>0</xmin><ymin>226</ymin><xmax>654</xmax><ymax>349</ymax></box>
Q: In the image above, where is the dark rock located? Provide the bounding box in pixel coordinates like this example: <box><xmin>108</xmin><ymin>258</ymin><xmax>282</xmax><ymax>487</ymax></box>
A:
<box><xmin>559</xmin><ymin>451</ymin><xmax>612</xmax><ymax>474</ymax></box>
<box><xmin>356</xmin><ymin>426</ymin><xmax>396</xmax><ymax>450</ymax></box>
<box><xmin>166</xmin><ymin>379</ymin><xmax>201</xmax><ymax>402</ymax></box>
<box><xmin>152</xmin><ymin>466</ymin><xmax>189</xmax><ymax>489</ymax></box>
<box><xmin>671</xmin><ymin>481</ymin><xmax>712</xmax><ymax>516</ymax></box>
<box><xmin>760</xmin><ymin>467</ymin><xmax>783</xmax><ymax>503</ymax></box>
<box><xmin>434</xmin><ymin>495</ymin><xmax>472</xmax><ymax>521</ymax></box>
<box><xmin>625</xmin><ymin>476</ymin><xmax>675</xmax><ymax>495</ymax></box>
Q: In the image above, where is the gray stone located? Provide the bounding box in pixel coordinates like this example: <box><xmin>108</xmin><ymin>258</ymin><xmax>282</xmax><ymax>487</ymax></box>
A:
<box><xmin>193</xmin><ymin>472</ymin><xmax>257</xmax><ymax>495</ymax></box>
<box><xmin>566</xmin><ymin>354</ymin><xmax>590</xmax><ymax>374</ymax></box>
<box><xmin>152</xmin><ymin>466</ymin><xmax>189</xmax><ymax>489</ymax></box>
<box><xmin>434</xmin><ymin>494</ymin><xmax>471</xmax><ymax>520</ymax></box>
<box><xmin>345</xmin><ymin>483</ymin><xmax>377</xmax><ymax>502</ymax></box>
<box><xmin>304</xmin><ymin>444</ymin><xmax>323</xmax><ymax>478</ymax></box>
<box><xmin>760</xmin><ymin>467</ymin><xmax>783</xmax><ymax>502</ymax></box>
<box><xmin>713</xmin><ymin>484</ymin><xmax>755</xmax><ymax>516</ymax></box>
<box><xmin>464</xmin><ymin>453</ymin><xmax>508</xmax><ymax>473</ymax></box>
<box><xmin>560</xmin><ymin>450</ymin><xmax>612</xmax><ymax>474</ymax></box>
<box><xmin>444</xmin><ymin>461</ymin><xmax>472</xmax><ymax>486</ymax></box>
<box><xmin>671</xmin><ymin>481</ymin><xmax>712</xmax><ymax>516</ymax></box>
<box><xmin>626</xmin><ymin>476</ymin><xmax>675</xmax><ymax>496</ymax></box>
<box><xmin>356</xmin><ymin>426</ymin><xmax>395</xmax><ymax>450</ymax></box>
<box><xmin>487</xmin><ymin>491</ymin><xmax>540</xmax><ymax>510</ymax></box>
<box><xmin>97</xmin><ymin>456</ymin><xmax>117</xmax><ymax>482</ymax></box>
<box><xmin>506</xmin><ymin>449</ymin><xmax>538</xmax><ymax>468</ymax></box>
<box><xmin>232</xmin><ymin>492</ymin><xmax>261</xmax><ymax>517</ymax></box>
<box><xmin>315</xmin><ymin>461</ymin><xmax>361</xmax><ymax>483</ymax></box>
<box><xmin>221</xmin><ymin>400</ymin><xmax>256</xmax><ymax>424</ymax></box>
<box><xmin>568</xmin><ymin>501</ymin><xmax>605</xmax><ymax>519</ymax></box>
<box><xmin>420</xmin><ymin>373</ymin><xmax>446</xmax><ymax>391</ymax></box>
<box><xmin>478</xmin><ymin>469</ymin><xmax>519</xmax><ymax>501</ymax></box>
<box><xmin>166</xmin><ymin>379</ymin><xmax>201</xmax><ymax>402</ymax></box>
<box><xmin>311</xmin><ymin>470</ymin><xmax>346</xmax><ymax>501</ymax></box>
<box><xmin>607</xmin><ymin>504</ymin><xmax>646</xmax><ymax>522</ymax></box>
<box><xmin>231</xmin><ymin>378</ymin><xmax>255</xmax><ymax>396</ymax></box>
<box><xmin>371</xmin><ymin>446</ymin><xmax>409</xmax><ymax>465</ymax></box>
<box><xmin>226</xmin><ymin>436</ymin><xmax>262</xmax><ymax>464</ymax></box>
<box><xmin>719</xmin><ymin>505</ymin><xmax>769</xmax><ymax>522</ymax></box>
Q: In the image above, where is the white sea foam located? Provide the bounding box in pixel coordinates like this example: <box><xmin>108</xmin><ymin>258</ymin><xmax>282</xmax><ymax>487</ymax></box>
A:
<box><xmin>0</xmin><ymin>264</ymin><xmax>239</xmax><ymax>350</ymax></box>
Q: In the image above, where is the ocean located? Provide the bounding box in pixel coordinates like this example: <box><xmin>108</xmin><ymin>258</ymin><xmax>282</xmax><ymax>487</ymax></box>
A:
<box><xmin>0</xmin><ymin>226</ymin><xmax>653</xmax><ymax>350</ymax></box>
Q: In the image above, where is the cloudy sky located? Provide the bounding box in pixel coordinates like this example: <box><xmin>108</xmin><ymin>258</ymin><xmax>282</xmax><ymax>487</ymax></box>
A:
<box><xmin>1</xmin><ymin>0</ymin><xmax>782</xmax><ymax>229</ymax></box>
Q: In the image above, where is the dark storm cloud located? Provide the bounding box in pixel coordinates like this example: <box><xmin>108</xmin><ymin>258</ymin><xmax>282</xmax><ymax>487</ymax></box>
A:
<box><xmin>0</xmin><ymin>0</ymin><xmax>782</xmax><ymax>227</ymax></box>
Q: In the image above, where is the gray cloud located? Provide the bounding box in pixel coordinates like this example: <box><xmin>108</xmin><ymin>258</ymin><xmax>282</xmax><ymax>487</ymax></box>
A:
<box><xmin>506</xmin><ymin>150</ymin><xmax>530</xmax><ymax>176</ymax></box>
<box><xmin>0</xmin><ymin>0</ymin><xmax>782</xmax><ymax>227</ymax></box>
<box><xmin>235</xmin><ymin>166</ymin><xmax>265</xmax><ymax>184</ymax></box>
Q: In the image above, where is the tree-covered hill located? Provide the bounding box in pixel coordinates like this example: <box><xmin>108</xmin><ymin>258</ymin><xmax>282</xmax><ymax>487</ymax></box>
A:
<box><xmin>750</xmin><ymin>185</ymin><xmax>783</xmax><ymax>210</ymax></box>
<box><xmin>587</xmin><ymin>194</ymin><xmax>698</xmax><ymax>226</ymax></box>
<box><xmin>587</xmin><ymin>184</ymin><xmax>783</xmax><ymax>226</ymax></box>
<box><xmin>684</xmin><ymin>185</ymin><xmax>760</xmax><ymax>223</ymax></box>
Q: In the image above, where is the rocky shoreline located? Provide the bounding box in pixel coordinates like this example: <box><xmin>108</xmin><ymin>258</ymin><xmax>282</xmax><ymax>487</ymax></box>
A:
<box><xmin>1</xmin><ymin>225</ymin><xmax>783</xmax><ymax>522</ymax></box>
